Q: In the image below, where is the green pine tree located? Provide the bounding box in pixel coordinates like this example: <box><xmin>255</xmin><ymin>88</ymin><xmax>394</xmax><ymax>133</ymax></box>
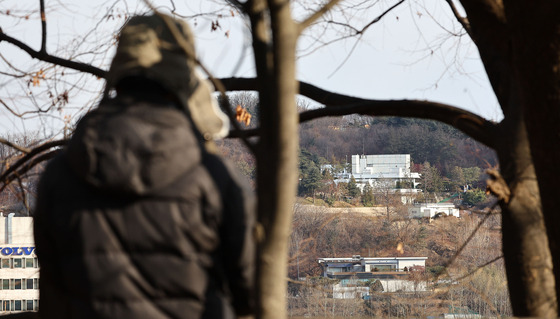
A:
<box><xmin>347</xmin><ymin>175</ymin><xmax>361</xmax><ymax>198</ymax></box>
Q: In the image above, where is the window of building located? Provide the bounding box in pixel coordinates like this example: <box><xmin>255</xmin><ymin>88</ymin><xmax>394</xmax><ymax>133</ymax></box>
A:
<box><xmin>34</xmin><ymin>278</ymin><xmax>38</xmax><ymax>289</ymax></box>
<box><xmin>2</xmin><ymin>300</ymin><xmax>9</xmax><ymax>311</ymax></box>
<box><xmin>12</xmin><ymin>259</ymin><xmax>22</xmax><ymax>268</ymax></box>
<box><xmin>14</xmin><ymin>300</ymin><xmax>21</xmax><ymax>311</ymax></box>
<box><xmin>26</xmin><ymin>279</ymin><xmax>33</xmax><ymax>290</ymax></box>
<box><xmin>34</xmin><ymin>299</ymin><xmax>38</xmax><ymax>311</ymax></box>
<box><xmin>26</xmin><ymin>300</ymin><xmax>33</xmax><ymax>311</ymax></box>
<box><xmin>25</xmin><ymin>258</ymin><xmax>34</xmax><ymax>268</ymax></box>
<box><xmin>14</xmin><ymin>279</ymin><xmax>21</xmax><ymax>290</ymax></box>
<box><xmin>1</xmin><ymin>259</ymin><xmax>10</xmax><ymax>269</ymax></box>
<box><xmin>2</xmin><ymin>279</ymin><xmax>9</xmax><ymax>290</ymax></box>
<box><xmin>372</xmin><ymin>264</ymin><xmax>396</xmax><ymax>271</ymax></box>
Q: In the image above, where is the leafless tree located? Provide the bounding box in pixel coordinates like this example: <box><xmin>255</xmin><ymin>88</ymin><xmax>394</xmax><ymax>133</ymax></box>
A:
<box><xmin>2</xmin><ymin>0</ymin><xmax>560</xmax><ymax>318</ymax></box>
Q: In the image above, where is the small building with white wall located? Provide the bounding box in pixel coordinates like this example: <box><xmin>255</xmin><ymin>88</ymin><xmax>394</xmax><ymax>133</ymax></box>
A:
<box><xmin>361</xmin><ymin>257</ymin><xmax>428</xmax><ymax>272</ymax></box>
<box><xmin>408</xmin><ymin>202</ymin><xmax>460</xmax><ymax>219</ymax></box>
<box><xmin>318</xmin><ymin>256</ymin><xmax>427</xmax><ymax>276</ymax></box>
<box><xmin>0</xmin><ymin>214</ymin><xmax>38</xmax><ymax>314</ymax></box>
<box><xmin>317</xmin><ymin>256</ymin><xmax>428</xmax><ymax>297</ymax></box>
<box><xmin>332</xmin><ymin>284</ymin><xmax>370</xmax><ymax>299</ymax></box>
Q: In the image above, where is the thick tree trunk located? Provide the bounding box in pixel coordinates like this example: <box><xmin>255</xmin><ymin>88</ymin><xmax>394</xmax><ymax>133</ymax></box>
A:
<box><xmin>504</xmin><ymin>2</ymin><xmax>560</xmax><ymax>306</ymax></box>
<box><xmin>460</xmin><ymin>1</ymin><xmax>558</xmax><ymax>315</ymax></box>
<box><xmin>249</xmin><ymin>1</ymin><xmax>299</xmax><ymax>318</ymax></box>
<box><xmin>492</xmin><ymin>111</ymin><xmax>556</xmax><ymax>317</ymax></box>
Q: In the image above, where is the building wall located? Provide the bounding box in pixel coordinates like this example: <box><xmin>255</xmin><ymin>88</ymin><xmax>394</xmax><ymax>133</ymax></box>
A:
<box><xmin>332</xmin><ymin>285</ymin><xmax>369</xmax><ymax>299</ymax></box>
<box><xmin>352</xmin><ymin>154</ymin><xmax>411</xmax><ymax>175</ymax></box>
<box><xmin>409</xmin><ymin>203</ymin><xmax>460</xmax><ymax>219</ymax></box>
<box><xmin>0</xmin><ymin>215</ymin><xmax>38</xmax><ymax>313</ymax></box>
<box><xmin>362</xmin><ymin>257</ymin><xmax>427</xmax><ymax>272</ymax></box>
<box><xmin>346</xmin><ymin>154</ymin><xmax>421</xmax><ymax>194</ymax></box>
<box><xmin>398</xmin><ymin>259</ymin><xmax>426</xmax><ymax>270</ymax></box>
<box><xmin>364</xmin><ymin>262</ymin><xmax>397</xmax><ymax>272</ymax></box>
<box><xmin>378</xmin><ymin>279</ymin><xmax>427</xmax><ymax>292</ymax></box>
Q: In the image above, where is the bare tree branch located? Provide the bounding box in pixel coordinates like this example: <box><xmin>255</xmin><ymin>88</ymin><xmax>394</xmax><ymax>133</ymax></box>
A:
<box><xmin>0</xmin><ymin>139</ymin><xmax>66</xmax><ymax>191</ymax></box>
<box><xmin>226</xmin><ymin>0</ymin><xmax>246</xmax><ymax>12</ymax></box>
<box><xmin>0</xmin><ymin>138</ymin><xmax>31</xmax><ymax>154</ymax></box>
<box><xmin>0</xmin><ymin>53</ymin><xmax>29</xmax><ymax>77</ymax></box>
<box><xmin>0</xmin><ymin>31</ymin><xmax>107</xmax><ymax>78</ymax></box>
<box><xmin>441</xmin><ymin>210</ymin><xmax>492</xmax><ymax>274</ymax></box>
<box><xmin>297</xmin><ymin>0</ymin><xmax>343</xmax><ymax>34</ymax></box>
<box><xmin>458</xmin><ymin>0</ymin><xmax>509</xmax><ymax>114</ymax></box>
<box><xmin>454</xmin><ymin>255</ymin><xmax>503</xmax><ymax>282</ymax></box>
<box><xmin>357</xmin><ymin>0</ymin><xmax>405</xmax><ymax>35</ymax></box>
<box><xmin>40</xmin><ymin>0</ymin><xmax>47</xmax><ymax>53</ymax></box>
<box><xmin>0</xmin><ymin>98</ymin><xmax>57</xmax><ymax>117</ymax></box>
<box><xmin>298</xmin><ymin>100</ymin><xmax>497</xmax><ymax>148</ymax></box>
<box><xmin>0</xmin><ymin>150</ymin><xmax>59</xmax><ymax>193</ymax></box>
<box><xmin>444</xmin><ymin>0</ymin><xmax>472</xmax><ymax>36</ymax></box>
<box><xmin>219</xmin><ymin>77</ymin><xmax>499</xmax><ymax>148</ymax></box>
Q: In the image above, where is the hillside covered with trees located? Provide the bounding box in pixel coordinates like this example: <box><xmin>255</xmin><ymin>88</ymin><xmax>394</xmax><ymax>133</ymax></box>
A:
<box><xmin>299</xmin><ymin>115</ymin><xmax>496</xmax><ymax>177</ymax></box>
<box><xmin>218</xmin><ymin>103</ymin><xmax>497</xmax><ymax>209</ymax></box>
<box><xmin>219</xmin><ymin>98</ymin><xmax>497</xmax><ymax>186</ymax></box>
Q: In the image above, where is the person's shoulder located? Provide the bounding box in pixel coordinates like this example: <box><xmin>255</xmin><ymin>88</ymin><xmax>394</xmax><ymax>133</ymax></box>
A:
<box><xmin>202</xmin><ymin>152</ymin><xmax>232</xmax><ymax>178</ymax></box>
<box><xmin>40</xmin><ymin>151</ymin><xmax>75</xmax><ymax>185</ymax></box>
<box><xmin>202</xmin><ymin>152</ymin><xmax>253</xmax><ymax>194</ymax></box>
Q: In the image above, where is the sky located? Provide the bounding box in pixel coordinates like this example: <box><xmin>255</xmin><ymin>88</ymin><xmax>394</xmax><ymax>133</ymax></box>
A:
<box><xmin>0</xmin><ymin>0</ymin><xmax>503</xmax><ymax>138</ymax></box>
<box><xmin>192</xmin><ymin>0</ymin><xmax>503</xmax><ymax>120</ymax></box>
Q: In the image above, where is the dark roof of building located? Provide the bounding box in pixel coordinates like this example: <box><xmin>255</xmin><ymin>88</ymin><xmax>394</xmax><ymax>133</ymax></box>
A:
<box><xmin>326</xmin><ymin>263</ymin><xmax>353</xmax><ymax>267</ymax></box>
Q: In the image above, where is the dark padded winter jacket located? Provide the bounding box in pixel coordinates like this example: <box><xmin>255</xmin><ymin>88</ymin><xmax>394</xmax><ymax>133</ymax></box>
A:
<box><xmin>33</xmin><ymin>98</ymin><xmax>255</xmax><ymax>319</ymax></box>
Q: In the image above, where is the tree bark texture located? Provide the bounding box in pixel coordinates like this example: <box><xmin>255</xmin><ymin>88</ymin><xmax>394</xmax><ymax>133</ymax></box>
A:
<box><xmin>460</xmin><ymin>0</ymin><xmax>558</xmax><ymax>315</ymax></box>
<box><xmin>493</xmin><ymin>111</ymin><xmax>556</xmax><ymax>317</ymax></box>
<box><xmin>503</xmin><ymin>1</ymin><xmax>560</xmax><ymax>307</ymax></box>
<box><xmin>248</xmin><ymin>0</ymin><xmax>299</xmax><ymax>318</ymax></box>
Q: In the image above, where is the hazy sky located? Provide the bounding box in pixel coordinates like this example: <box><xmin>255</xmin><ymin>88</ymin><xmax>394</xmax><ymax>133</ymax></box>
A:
<box><xmin>0</xmin><ymin>0</ymin><xmax>502</xmax><ymax>137</ymax></box>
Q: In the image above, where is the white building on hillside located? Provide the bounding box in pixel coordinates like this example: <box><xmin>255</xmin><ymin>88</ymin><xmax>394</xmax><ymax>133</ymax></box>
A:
<box><xmin>408</xmin><ymin>202</ymin><xmax>460</xmax><ymax>219</ymax></box>
<box><xmin>361</xmin><ymin>257</ymin><xmax>428</xmax><ymax>272</ymax></box>
<box><xmin>0</xmin><ymin>214</ymin><xmax>38</xmax><ymax>314</ymax></box>
<box><xmin>318</xmin><ymin>256</ymin><xmax>427</xmax><ymax>276</ymax></box>
<box><xmin>333</xmin><ymin>155</ymin><xmax>421</xmax><ymax>203</ymax></box>
<box><xmin>351</xmin><ymin>154</ymin><xmax>420</xmax><ymax>188</ymax></box>
<box><xmin>317</xmin><ymin>256</ymin><xmax>428</xmax><ymax>297</ymax></box>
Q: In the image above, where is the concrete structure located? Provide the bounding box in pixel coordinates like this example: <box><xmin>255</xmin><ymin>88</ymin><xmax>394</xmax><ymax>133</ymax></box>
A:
<box><xmin>350</xmin><ymin>154</ymin><xmax>421</xmax><ymax>189</ymax></box>
<box><xmin>378</xmin><ymin>279</ymin><xmax>427</xmax><ymax>292</ymax></box>
<box><xmin>361</xmin><ymin>257</ymin><xmax>428</xmax><ymax>272</ymax></box>
<box><xmin>408</xmin><ymin>202</ymin><xmax>460</xmax><ymax>219</ymax></box>
<box><xmin>317</xmin><ymin>256</ymin><xmax>428</xmax><ymax>297</ymax></box>
<box><xmin>443</xmin><ymin>314</ymin><xmax>482</xmax><ymax>319</ymax></box>
<box><xmin>332</xmin><ymin>284</ymin><xmax>369</xmax><ymax>299</ymax></box>
<box><xmin>0</xmin><ymin>214</ymin><xmax>38</xmax><ymax>314</ymax></box>
<box><xmin>331</xmin><ymin>154</ymin><xmax>421</xmax><ymax>203</ymax></box>
<box><xmin>318</xmin><ymin>256</ymin><xmax>427</xmax><ymax>275</ymax></box>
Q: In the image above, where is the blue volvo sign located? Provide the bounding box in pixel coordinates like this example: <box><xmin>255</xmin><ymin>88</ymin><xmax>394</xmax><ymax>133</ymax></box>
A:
<box><xmin>0</xmin><ymin>247</ymin><xmax>35</xmax><ymax>256</ymax></box>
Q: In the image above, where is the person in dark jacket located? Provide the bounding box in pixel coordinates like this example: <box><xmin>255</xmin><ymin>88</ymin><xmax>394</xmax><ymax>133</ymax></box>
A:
<box><xmin>33</xmin><ymin>14</ymin><xmax>255</xmax><ymax>319</ymax></box>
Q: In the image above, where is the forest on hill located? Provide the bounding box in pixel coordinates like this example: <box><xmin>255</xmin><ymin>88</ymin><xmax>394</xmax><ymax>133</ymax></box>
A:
<box><xmin>298</xmin><ymin>114</ymin><xmax>497</xmax><ymax>177</ymax></box>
